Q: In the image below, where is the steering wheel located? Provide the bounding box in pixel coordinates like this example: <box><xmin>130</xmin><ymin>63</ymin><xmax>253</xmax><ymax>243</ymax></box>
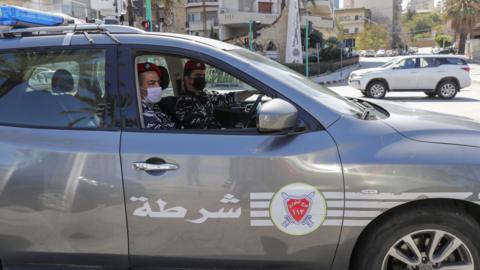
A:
<box><xmin>244</xmin><ymin>94</ymin><xmax>264</xmax><ymax>128</ymax></box>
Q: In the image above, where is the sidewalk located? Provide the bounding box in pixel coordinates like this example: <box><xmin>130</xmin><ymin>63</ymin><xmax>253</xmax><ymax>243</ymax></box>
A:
<box><xmin>469</xmin><ymin>62</ymin><xmax>480</xmax><ymax>83</ymax></box>
<box><xmin>310</xmin><ymin>64</ymin><xmax>360</xmax><ymax>85</ymax></box>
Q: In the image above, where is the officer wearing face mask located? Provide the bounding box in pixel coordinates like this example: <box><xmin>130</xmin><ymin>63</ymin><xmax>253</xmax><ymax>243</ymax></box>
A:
<box><xmin>138</xmin><ymin>62</ymin><xmax>176</xmax><ymax>129</ymax></box>
<box><xmin>175</xmin><ymin>60</ymin><xmax>255</xmax><ymax>129</ymax></box>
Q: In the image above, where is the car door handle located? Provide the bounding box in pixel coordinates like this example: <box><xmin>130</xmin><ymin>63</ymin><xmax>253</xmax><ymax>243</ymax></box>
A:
<box><xmin>133</xmin><ymin>162</ymin><xmax>179</xmax><ymax>172</ymax></box>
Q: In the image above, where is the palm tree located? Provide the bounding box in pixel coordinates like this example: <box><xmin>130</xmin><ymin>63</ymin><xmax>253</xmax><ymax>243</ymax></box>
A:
<box><xmin>443</xmin><ymin>0</ymin><xmax>480</xmax><ymax>54</ymax></box>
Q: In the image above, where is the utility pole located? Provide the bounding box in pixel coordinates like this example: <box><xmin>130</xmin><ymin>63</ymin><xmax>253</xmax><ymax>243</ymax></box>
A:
<box><xmin>202</xmin><ymin>0</ymin><xmax>207</xmax><ymax>37</ymax></box>
<box><xmin>127</xmin><ymin>0</ymin><xmax>134</xmax><ymax>26</ymax></box>
<box><xmin>146</xmin><ymin>0</ymin><xmax>153</xmax><ymax>31</ymax></box>
<box><xmin>249</xmin><ymin>20</ymin><xmax>253</xmax><ymax>50</ymax></box>
<box><xmin>305</xmin><ymin>18</ymin><xmax>309</xmax><ymax>77</ymax></box>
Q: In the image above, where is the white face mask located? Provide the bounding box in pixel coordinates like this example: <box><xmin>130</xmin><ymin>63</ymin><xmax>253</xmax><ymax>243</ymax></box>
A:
<box><xmin>144</xmin><ymin>87</ymin><xmax>163</xmax><ymax>104</ymax></box>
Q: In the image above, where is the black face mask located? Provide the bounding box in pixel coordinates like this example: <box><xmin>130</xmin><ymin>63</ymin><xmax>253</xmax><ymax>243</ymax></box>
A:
<box><xmin>193</xmin><ymin>77</ymin><xmax>206</xmax><ymax>91</ymax></box>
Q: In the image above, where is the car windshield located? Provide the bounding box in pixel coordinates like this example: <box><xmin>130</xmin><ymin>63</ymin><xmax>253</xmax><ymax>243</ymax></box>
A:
<box><xmin>229</xmin><ymin>49</ymin><xmax>365</xmax><ymax>118</ymax></box>
<box><xmin>381</xmin><ymin>58</ymin><xmax>398</xmax><ymax>68</ymax></box>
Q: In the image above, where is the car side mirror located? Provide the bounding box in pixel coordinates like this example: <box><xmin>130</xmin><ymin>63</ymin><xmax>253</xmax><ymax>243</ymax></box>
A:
<box><xmin>257</xmin><ymin>99</ymin><xmax>299</xmax><ymax>133</ymax></box>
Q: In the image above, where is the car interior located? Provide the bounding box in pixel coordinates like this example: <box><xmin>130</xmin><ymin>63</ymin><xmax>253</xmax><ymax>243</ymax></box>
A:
<box><xmin>135</xmin><ymin>54</ymin><xmax>273</xmax><ymax>130</ymax></box>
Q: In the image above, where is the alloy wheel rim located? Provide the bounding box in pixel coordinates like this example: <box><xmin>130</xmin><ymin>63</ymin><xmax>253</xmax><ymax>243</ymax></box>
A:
<box><xmin>381</xmin><ymin>229</ymin><xmax>474</xmax><ymax>270</ymax></box>
<box><xmin>370</xmin><ymin>84</ymin><xmax>385</xmax><ymax>97</ymax></box>
<box><xmin>440</xmin><ymin>83</ymin><xmax>456</xmax><ymax>97</ymax></box>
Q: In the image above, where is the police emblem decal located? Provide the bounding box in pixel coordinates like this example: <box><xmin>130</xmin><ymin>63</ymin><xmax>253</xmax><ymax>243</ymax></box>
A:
<box><xmin>270</xmin><ymin>183</ymin><xmax>326</xmax><ymax>235</ymax></box>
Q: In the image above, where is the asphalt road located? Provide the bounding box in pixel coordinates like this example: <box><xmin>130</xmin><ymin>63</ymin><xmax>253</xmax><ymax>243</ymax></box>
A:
<box><xmin>328</xmin><ymin>57</ymin><xmax>480</xmax><ymax>122</ymax></box>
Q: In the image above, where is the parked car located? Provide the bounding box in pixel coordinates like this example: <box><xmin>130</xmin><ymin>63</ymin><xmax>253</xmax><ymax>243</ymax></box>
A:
<box><xmin>364</xmin><ymin>49</ymin><xmax>376</xmax><ymax>57</ymax></box>
<box><xmin>386</xmin><ymin>49</ymin><xmax>394</xmax><ymax>57</ymax></box>
<box><xmin>1</xmin><ymin>7</ymin><xmax>480</xmax><ymax>270</ymax></box>
<box><xmin>375</xmin><ymin>49</ymin><xmax>386</xmax><ymax>57</ymax></box>
<box><xmin>348</xmin><ymin>55</ymin><xmax>471</xmax><ymax>99</ymax></box>
<box><xmin>358</xmin><ymin>50</ymin><xmax>366</xmax><ymax>57</ymax></box>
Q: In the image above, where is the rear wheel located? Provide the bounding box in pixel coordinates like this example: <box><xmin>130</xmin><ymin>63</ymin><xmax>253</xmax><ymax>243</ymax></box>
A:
<box><xmin>436</xmin><ymin>80</ymin><xmax>458</xmax><ymax>99</ymax></box>
<box><xmin>352</xmin><ymin>205</ymin><xmax>480</xmax><ymax>270</ymax></box>
<box><xmin>367</xmin><ymin>81</ymin><xmax>387</xmax><ymax>99</ymax></box>
<box><xmin>424</xmin><ymin>92</ymin><xmax>436</xmax><ymax>98</ymax></box>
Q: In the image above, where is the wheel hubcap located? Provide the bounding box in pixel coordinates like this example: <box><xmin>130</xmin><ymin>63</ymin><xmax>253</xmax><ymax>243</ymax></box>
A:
<box><xmin>381</xmin><ymin>229</ymin><xmax>474</xmax><ymax>270</ymax></box>
<box><xmin>370</xmin><ymin>84</ymin><xmax>385</xmax><ymax>97</ymax></box>
<box><xmin>440</xmin><ymin>83</ymin><xmax>456</xmax><ymax>97</ymax></box>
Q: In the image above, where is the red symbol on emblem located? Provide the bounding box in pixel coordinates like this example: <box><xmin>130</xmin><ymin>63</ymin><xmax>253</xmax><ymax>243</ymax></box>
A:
<box><xmin>287</xmin><ymin>197</ymin><xmax>310</xmax><ymax>222</ymax></box>
<box><xmin>281</xmin><ymin>192</ymin><xmax>315</xmax><ymax>228</ymax></box>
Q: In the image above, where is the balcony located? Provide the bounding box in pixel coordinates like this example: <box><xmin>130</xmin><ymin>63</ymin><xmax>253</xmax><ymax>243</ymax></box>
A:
<box><xmin>218</xmin><ymin>10</ymin><xmax>280</xmax><ymax>26</ymax></box>
<box><xmin>305</xmin><ymin>0</ymin><xmax>333</xmax><ymax>17</ymax></box>
<box><xmin>186</xmin><ymin>0</ymin><xmax>219</xmax><ymax>8</ymax></box>
<box><xmin>301</xmin><ymin>15</ymin><xmax>334</xmax><ymax>29</ymax></box>
<box><xmin>187</xmin><ymin>19</ymin><xmax>219</xmax><ymax>31</ymax></box>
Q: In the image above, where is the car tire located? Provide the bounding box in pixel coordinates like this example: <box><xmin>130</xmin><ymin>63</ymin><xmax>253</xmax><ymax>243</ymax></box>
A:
<box><xmin>424</xmin><ymin>91</ymin><xmax>436</xmax><ymax>98</ymax></box>
<box><xmin>361</xmin><ymin>90</ymin><xmax>367</xmax><ymax>97</ymax></box>
<box><xmin>436</xmin><ymin>80</ymin><xmax>458</xmax><ymax>99</ymax></box>
<box><xmin>367</xmin><ymin>81</ymin><xmax>387</xmax><ymax>99</ymax></box>
<box><xmin>352</xmin><ymin>204</ymin><xmax>480</xmax><ymax>270</ymax></box>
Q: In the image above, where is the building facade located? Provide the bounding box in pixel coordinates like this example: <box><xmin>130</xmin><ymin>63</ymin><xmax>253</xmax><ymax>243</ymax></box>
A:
<box><xmin>185</xmin><ymin>0</ymin><xmax>219</xmax><ymax>37</ymax></box>
<box><xmin>218</xmin><ymin>0</ymin><xmax>334</xmax><ymax>41</ymax></box>
<box><xmin>335</xmin><ymin>7</ymin><xmax>371</xmax><ymax>48</ymax></box>
<box><xmin>406</xmin><ymin>0</ymin><xmax>435</xmax><ymax>13</ymax></box>
<box><xmin>343</xmin><ymin>0</ymin><xmax>402</xmax><ymax>47</ymax></box>
<box><xmin>5</xmin><ymin>0</ymin><xmax>98</xmax><ymax>20</ymax></box>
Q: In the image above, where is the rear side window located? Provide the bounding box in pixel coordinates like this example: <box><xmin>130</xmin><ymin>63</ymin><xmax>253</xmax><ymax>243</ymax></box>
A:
<box><xmin>0</xmin><ymin>49</ymin><xmax>111</xmax><ymax>129</ymax></box>
<box><xmin>435</xmin><ymin>57</ymin><xmax>468</xmax><ymax>66</ymax></box>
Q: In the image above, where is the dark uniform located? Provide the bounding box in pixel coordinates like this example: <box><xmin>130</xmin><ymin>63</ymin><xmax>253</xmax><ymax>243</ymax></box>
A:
<box><xmin>142</xmin><ymin>100</ymin><xmax>176</xmax><ymax>129</ymax></box>
<box><xmin>138</xmin><ymin>62</ymin><xmax>176</xmax><ymax>129</ymax></box>
<box><xmin>175</xmin><ymin>90</ymin><xmax>236</xmax><ymax>129</ymax></box>
<box><xmin>176</xmin><ymin>59</ymin><xmax>239</xmax><ymax>129</ymax></box>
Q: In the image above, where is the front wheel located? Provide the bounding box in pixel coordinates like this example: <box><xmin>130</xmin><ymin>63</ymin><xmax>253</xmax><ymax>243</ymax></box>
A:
<box><xmin>352</xmin><ymin>205</ymin><xmax>480</xmax><ymax>270</ymax></box>
<box><xmin>437</xmin><ymin>80</ymin><xmax>458</xmax><ymax>99</ymax></box>
<box><xmin>367</xmin><ymin>81</ymin><xmax>387</xmax><ymax>99</ymax></box>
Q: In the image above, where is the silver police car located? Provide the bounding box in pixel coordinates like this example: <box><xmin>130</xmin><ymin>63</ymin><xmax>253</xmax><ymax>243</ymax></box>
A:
<box><xmin>0</xmin><ymin>23</ymin><xmax>480</xmax><ymax>270</ymax></box>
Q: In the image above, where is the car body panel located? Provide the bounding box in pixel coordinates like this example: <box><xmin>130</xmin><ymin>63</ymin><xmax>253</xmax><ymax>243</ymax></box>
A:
<box><xmin>326</xmin><ymin>115</ymin><xmax>480</xmax><ymax>270</ymax></box>
<box><xmin>121</xmin><ymin>130</ymin><xmax>344</xmax><ymax>269</ymax></box>
<box><xmin>0</xmin><ymin>126</ymin><xmax>128</xmax><ymax>268</ymax></box>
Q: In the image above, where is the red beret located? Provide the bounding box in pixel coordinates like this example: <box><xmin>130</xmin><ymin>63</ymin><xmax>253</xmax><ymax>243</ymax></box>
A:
<box><xmin>184</xmin><ymin>60</ymin><xmax>206</xmax><ymax>74</ymax></box>
<box><xmin>137</xmin><ymin>62</ymin><xmax>162</xmax><ymax>78</ymax></box>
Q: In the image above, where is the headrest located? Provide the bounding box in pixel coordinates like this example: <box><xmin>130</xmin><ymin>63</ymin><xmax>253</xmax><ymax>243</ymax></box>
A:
<box><xmin>51</xmin><ymin>69</ymin><xmax>74</xmax><ymax>93</ymax></box>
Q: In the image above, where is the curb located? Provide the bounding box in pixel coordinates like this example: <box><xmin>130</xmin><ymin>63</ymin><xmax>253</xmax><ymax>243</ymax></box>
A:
<box><xmin>318</xmin><ymin>78</ymin><xmax>347</xmax><ymax>85</ymax></box>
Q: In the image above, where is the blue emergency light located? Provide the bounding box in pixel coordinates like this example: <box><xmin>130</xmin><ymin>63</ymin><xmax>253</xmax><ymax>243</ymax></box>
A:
<box><xmin>0</xmin><ymin>5</ymin><xmax>65</xmax><ymax>27</ymax></box>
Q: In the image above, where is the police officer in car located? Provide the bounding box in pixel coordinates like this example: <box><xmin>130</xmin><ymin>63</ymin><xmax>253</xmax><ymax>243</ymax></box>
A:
<box><xmin>175</xmin><ymin>60</ymin><xmax>255</xmax><ymax>129</ymax></box>
<box><xmin>138</xmin><ymin>62</ymin><xmax>176</xmax><ymax>129</ymax></box>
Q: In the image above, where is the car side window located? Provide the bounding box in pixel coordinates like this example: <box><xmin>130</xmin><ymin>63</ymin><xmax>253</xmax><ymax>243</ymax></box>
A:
<box><xmin>398</xmin><ymin>58</ymin><xmax>418</xmax><ymax>69</ymax></box>
<box><xmin>135</xmin><ymin>54</ymin><xmax>275</xmax><ymax>131</ymax></box>
<box><xmin>420</xmin><ymin>58</ymin><xmax>436</xmax><ymax>68</ymax></box>
<box><xmin>0</xmin><ymin>49</ymin><xmax>110</xmax><ymax>128</ymax></box>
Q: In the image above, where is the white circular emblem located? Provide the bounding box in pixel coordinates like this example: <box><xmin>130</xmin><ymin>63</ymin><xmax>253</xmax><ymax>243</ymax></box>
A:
<box><xmin>270</xmin><ymin>183</ymin><xmax>326</xmax><ymax>236</ymax></box>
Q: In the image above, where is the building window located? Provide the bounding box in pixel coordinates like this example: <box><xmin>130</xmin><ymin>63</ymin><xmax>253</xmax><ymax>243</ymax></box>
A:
<box><xmin>187</xmin><ymin>12</ymin><xmax>201</xmax><ymax>22</ymax></box>
<box><xmin>258</xmin><ymin>2</ymin><xmax>272</xmax><ymax>13</ymax></box>
<box><xmin>355</xmin><ymin>15</ymin><xmax>359</xmax><ymax>20</ymax></box>
<box><xmin>354</xmin><ymin>27</ymin><xmax>359</xmax><ymax>33</ymax></box>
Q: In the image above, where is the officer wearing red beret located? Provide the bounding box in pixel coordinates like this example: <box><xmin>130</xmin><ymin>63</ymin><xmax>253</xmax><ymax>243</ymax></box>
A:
<box><xmin>138</xmin><ymin>62</ymin><xmax>175</xmax><ymax>129</ymax></box>
<box><xmin>175</xmin><ymin>60</ymin><xmax>255</xmax><ymax>129</ymax></box>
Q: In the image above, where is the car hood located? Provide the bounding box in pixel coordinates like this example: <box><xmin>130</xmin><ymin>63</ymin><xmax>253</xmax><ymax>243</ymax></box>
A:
<box><xmin>373</xmin><ymin>100</ymin><xmax>480</xmax><ymax>148</ymax></box>
<box><xmin>352</xmin><ymin>67</ymin><xmax>384</xmax><ymax>76</ymax></box>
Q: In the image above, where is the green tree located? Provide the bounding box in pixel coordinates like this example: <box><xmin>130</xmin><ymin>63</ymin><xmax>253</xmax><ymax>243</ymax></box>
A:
<box><xmin>435</xmin><ymin>34</ymin><xmax>453</xmax><ymax>47</ymax></box>
<box><xmin>443</xmin><ymin>0</ymin><xmax>480</xmax><ymax>54</ymax></box>
<box><xmin>402</xmin><ymin>12</ymin><xmax>443</xmax><ymax>45</ymax></box>
<box><xmin>355</xmin><ymin>24</ymin><xmax>390</xmax><ymax>50</ymax></box>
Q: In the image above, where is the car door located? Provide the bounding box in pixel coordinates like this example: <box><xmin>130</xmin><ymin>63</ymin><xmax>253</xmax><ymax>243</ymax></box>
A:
<box><xmin>417</xmin><ymin>57</ymin><xmax>440</xmax><ymax>90</ymax></box>
<box><xmin>388</xmin><ymin>58</ymin><xmax>420</xmax><ymax>90</ymax></box>
<box><xmin>118</xmin><ymin>45</ymin><xmax>344</xmax><ymax>270</ymax></box>
<box><xmin>0</xmin><ymin>45</ymin><xmax>128</xmax><ymax>268</ymax></box>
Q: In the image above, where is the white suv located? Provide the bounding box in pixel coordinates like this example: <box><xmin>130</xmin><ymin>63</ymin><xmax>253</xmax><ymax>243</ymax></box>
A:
<box><xmin>348</xmin><ymin>55</ymin><xmax>472</xmax><ymax>99</ymax></box>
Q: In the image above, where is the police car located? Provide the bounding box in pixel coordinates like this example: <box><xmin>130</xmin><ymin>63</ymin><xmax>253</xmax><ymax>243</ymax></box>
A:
<box><xmin>1</xmin><ymin>5</ymin><xmax>480</xmax><ymax>270</ymax></box>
